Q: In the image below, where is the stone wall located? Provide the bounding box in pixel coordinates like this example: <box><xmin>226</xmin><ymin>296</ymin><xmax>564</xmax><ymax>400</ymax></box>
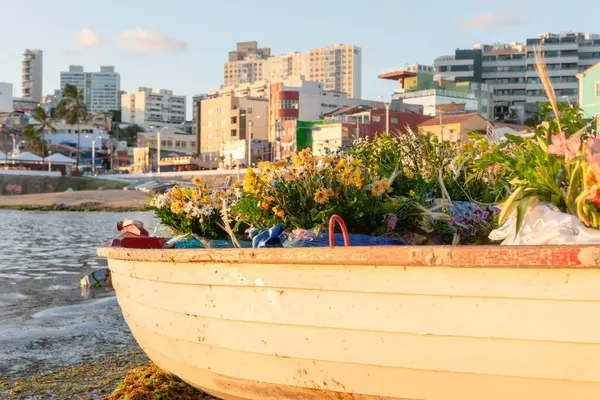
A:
<box><xmin>0</xmin><ymin>173</ymin><xmax>60</xmax><ymax>195</ymax></box>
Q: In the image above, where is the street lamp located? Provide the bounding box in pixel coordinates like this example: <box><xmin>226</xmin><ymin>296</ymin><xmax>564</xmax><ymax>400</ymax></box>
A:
<box><xmin>377</xmin><ymin>96</ymin><xmax>390</xmax><ymax>134</ymax></box>
<box><xmin>241</xmin><ymin>114</ymin><xmax>260</xmax><ymax>167</ymax></box>
<box><xmin>157</xmin><ymin>128</ymin><xmax>168</xmax><ymax>173</ymax></box>
<box><xmin>9</xmin><ymin>133</ymin><xmax>16</xmax><ymax>156</ymax></box>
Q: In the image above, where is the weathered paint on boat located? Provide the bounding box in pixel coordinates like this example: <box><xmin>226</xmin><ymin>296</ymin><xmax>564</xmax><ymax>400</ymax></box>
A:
<box><xmin>98</xmin><ymin>245</ymin><xmax>600</xmax><ymax>400</ymax></box>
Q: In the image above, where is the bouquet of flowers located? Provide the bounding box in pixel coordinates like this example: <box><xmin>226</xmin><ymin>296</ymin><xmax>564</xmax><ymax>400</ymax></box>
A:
<box><xmin>148</xmin><ymin>177</ymin><xmax>242</xmax><ymax>240</ymax></box>
<box><xmin>232</xmin><ymin>148</ymin><xmax>394</xmax><ymax>234</ymax></box>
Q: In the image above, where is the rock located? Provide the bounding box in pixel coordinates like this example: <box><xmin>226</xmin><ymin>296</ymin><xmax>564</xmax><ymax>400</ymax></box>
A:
<box><xmin>80</xmin><ymin>268</ymin><xmax>112</xmax><ymax>288</ymax></box>
<box><xmin>64</xmin><ymin>188</ymin><xmax>73</xmax><ymax>192</ymax></box>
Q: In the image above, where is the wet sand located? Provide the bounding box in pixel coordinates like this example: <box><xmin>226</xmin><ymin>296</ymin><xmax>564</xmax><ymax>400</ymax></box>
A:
<box><xmin>0</xmin><ymin>190</ymin><xmax>148</xmax><ymax>211</ymax></box>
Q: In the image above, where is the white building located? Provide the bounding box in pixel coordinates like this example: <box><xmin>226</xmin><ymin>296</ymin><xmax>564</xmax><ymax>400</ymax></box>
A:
<box><xmin>434</xmin><ymin>34</ymin><xmax>600</xmax><ymax>121</ymax></box>
<box><xmin>60</xmin><ymin>65</ymin><xmax>121</xmax><ymax>113</ymax></box>
<box><xmin>0</xmin><ymin>82</ymin><xmax>13</xmax><ymax>113</ymax></box>
<box><xmin>121</xmin><ymin>87</ymin><xmax>186</xmax><ymax>129</ymax></box>
<box><xmin>392</xmin><ymin>83</ymin><xmax>495</xmax><ymax>120</ymax></box>
<box><xmin>42</xmin><ymin>89</ymin><xmax>61</xmax><ymax>112</ymax></box>
<box><xmin>22</xmin><ymin>49</ymin><xmax>43</xmax><ymax>103</ymax></box>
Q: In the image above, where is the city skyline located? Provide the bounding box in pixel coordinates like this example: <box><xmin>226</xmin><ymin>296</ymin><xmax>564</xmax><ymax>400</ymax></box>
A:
<box><xmin>1</xmin><ymin>0</ymin><xmax>599</xmax><ymax>117</ymax></box>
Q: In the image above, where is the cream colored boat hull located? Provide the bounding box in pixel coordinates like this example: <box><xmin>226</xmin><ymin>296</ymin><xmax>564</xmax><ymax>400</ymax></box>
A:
<box><xmin>99</xmin><ymin>245</ymin><xmax>600</xmax><ymax>400</ymax></box>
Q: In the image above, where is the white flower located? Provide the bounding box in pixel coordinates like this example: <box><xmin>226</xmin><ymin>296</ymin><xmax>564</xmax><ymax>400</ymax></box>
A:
<box><xmin>184</xmin><ymin>201</ymin><xmax>195</xmax><ymax>215</ymax></box>
<box><xmin>200</xmin><ymin>205</ymin><xmax>214</xmax><ymax>216</ymax></box>
<box><xmin>150</xmin><ymin>194</ymin><xmax>168</xmax><ymax>209</ymax></box>
<box><xmin>190</xmin><ymin>207</ymin><xmax>202</xmax><ymax>219</ymax></box>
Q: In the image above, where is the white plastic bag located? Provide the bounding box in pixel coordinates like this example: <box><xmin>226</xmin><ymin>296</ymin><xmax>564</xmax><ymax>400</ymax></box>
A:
<box><xmin>490</xmin><ymin>201</ymin><xmax>600</xmax><ymax>245</ymax></box>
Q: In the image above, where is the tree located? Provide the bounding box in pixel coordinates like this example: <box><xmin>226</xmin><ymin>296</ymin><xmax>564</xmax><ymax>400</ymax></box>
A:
<box><xmin>57</xmin><ymin>84</ymin><xmax>88</xmax><ymax>169</ymax></box>
<box><xmin>31</xmin><ymin>106</ymin><xmax>56</xmax><ymax>135</ymax></box>
<box><xmin>22</xmin><ymin>125</ymin><xmax>46</xmax><ymax>156</ymax></box>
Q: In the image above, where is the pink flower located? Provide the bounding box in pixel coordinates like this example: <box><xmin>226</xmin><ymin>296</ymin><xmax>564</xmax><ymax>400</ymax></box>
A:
<box><xmin>587</xmin><ymin>137</ymin><xmax>600</xmax><ymax>155</ymax></box>
<box><xmin>547</xmin><ymin>133</ymin><xmax>566</xmax><ymax>156</ymax></box>
<box><xmin>589</xmin><ymin>154</ymin><xmax>600</xmax><ymax>185</ymax></box>
<box><xmin>547</xmin><ymin>132</ymin><xmax>581</xmax><ymax>161</ymax></box>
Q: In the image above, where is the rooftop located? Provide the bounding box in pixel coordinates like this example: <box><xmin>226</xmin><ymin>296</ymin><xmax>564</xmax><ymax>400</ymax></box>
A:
<box><xmin>418</xmin><ymin>112</ymin><xmax>483</xmax><ymax>127</ymax></box>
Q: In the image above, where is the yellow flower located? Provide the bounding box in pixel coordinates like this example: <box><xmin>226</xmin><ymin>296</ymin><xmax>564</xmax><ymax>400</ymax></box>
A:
<box><xmin>244</xmin><ymin>168</ymin><xmax>257</xmax><ymax>192</ymax></box>
<box><xmin>353</xmin><ymin>168</ymin><xmax>363</xmax><ymax>188</ymax></box>
<box><xmin>340</xmin><ymin>168</ymin><xmax>353</xmax><ymax>186</ymax></box>
<box><xmin>291</xmin><ymin>155</ymin><xmax>302</xmax><ymax>167</ymax></box>
<box><xmin>272</xmin><ymin>206</ymin><xmax>285</xmax><ymax>219</ymax></box>
<box><xmin>169</xmin><ymin>186</ymin><xmax>181</xmax><ymax>199</ymax></box>
<box><xmin>409</xmin><ymin>190</ymin><xmax>416</xmax><ymax>198</ymax></box>
<box><xmin>334</xmin><ymin>159</ymin><xmax>346</xmax><ymax>171</ymax></box>
<box><xmin>192</xmin><ymin>176</ymin><xmax>203</xmax><ymax>186</ymax></box>
<box><xmin>370</xmin><ymin>179</ymin><xmax>392</xmax><ymax>196</ymax></box>
<box><xmin>170</xmin><ymin>200</ymin><xmax>185</xmax><ymax>214</ymax></box>
<box><xmin>259</xmin><ymin>201</ymin><xmax>271</xmax><ymax>211</ymax></box>
<box><xmin>351</xmin><ymin>159</ymin><xmax>362</xmax><ymax>167</ymax></box>
<box><xmin>258</xmin><ymin>161</ymin><xmax>272</xmax><ymax>171</ymax></box>
<box><xmin>314</xmin><ymin>188</ymin><xmax>332</xmax><ymax>204</ymax></box>
<box><xmin>274</xmin><ymin>161</ymin><xmax>286</xmax><ymax>169</ymax></box>
<box><xmin>299</xmin><ymin>148</ymin><xmax>312</xmax><ymax>162</ymax></box>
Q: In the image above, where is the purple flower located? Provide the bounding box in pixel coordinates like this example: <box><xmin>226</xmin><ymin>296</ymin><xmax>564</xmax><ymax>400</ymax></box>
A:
<box><xmin>448</xmin><ymin>218</ymin><xmax>456</xmax><ymax>227</ymax></box>
<box><xmin>471</xmin><ymin>227</ymin><xmax>478</xmax><ymax>236</ymax></box>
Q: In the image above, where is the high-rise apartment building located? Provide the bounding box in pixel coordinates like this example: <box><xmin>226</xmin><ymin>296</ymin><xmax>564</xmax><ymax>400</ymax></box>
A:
<box><xmin>309</xmin><ymin>43</ymin><xmax>362</xmax><ymax>98</ymax></box>
<box><xmin>434</xmin><ymin>33</ymin><xmax>600</xmax><ymax>122</ymax></box>
<box><xmin>60</xmin><ymin>65</ymin><xmax>120</xmax><ymax>113</ymax></box>
<box><xmin>224</xmin><ymin>41</ymin><xmax>271</xmax><ymax>87</ymax></box>
<box><xmin>22</xmin><ymin>49</ymin><xmax>43</xmax><ymax>103</ymax></box>
<box><xmin>121</xmin><ymin>87</ymin><xmax>186</xmax><ymax>129</ymax></box>
<box><xmin>223</xmin><ymin>42</ymin><xmax>362</xmax><ymax>98</ymax></box>
<box><xmin>265</xmin><ymin>52</ymin><xmax>309</xmax><ymax>82</ymax></box>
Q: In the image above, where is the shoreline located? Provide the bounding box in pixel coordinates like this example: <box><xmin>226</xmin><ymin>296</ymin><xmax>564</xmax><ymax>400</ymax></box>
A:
<box><xmin>0</xmin><ymin>190</ymin><xmax>149</xmax><ymax>212</ymax></box>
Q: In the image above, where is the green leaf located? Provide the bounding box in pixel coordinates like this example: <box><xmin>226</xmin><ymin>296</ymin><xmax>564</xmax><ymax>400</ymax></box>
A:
<box><xmin>498</xmin><ymin>186</ymin><xmax>525</xmax><ymax>226</ymax></box>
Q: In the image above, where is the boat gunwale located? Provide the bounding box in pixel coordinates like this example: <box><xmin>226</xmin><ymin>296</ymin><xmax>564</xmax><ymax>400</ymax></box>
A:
<box><xmin>98</xmin><ymin>245</ymin><xmax>600</xmax><ymax>269</ymax></box>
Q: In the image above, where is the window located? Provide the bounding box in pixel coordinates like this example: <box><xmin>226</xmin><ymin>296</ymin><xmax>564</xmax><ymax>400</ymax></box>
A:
<box><xmin>166</xmin><ymin>140</ymin><xmax>173</xmax><ymax>147</ymax></box>
<box><xmin>248</xmin><ymin>108</ymin><xmax>253</xmax><ymax>114</ymax></box>
<box><xmin>207</xmin><ymin>121</ymin><xmax>213</xmax><ymax>128</ymax></box>
<box><xmin>596</xmin><ymin>83</ymin><xmax>600</xmax><ymax>97</ymax></box>
<box><xmin>231</xmin><ymin>116</ymin><xmax>237</xmax><ymax>124</ymax></box>
<box><xmin>231</xmin><ymin>129</ymin><xmax>237</xmax><ymax>137</ymax></box>
<box><xmin>160</xmin><ymin>140</ymin><xmax>167</xmax><ymax>146</ymax></box>
<box><xmin>221</xmin><ymin>119</ymin><xmax>227</xmax><ymax>126</ymax></box>
<box><xmin>372</xmin><ymin>115</ymin><xmax>381</xmax><ymax>122</ymax></box>
<box><xmin>391</xmin><ymin>118</ymin><xmax>398</xmax><ymax>124</ymax></box>
<box><xmin>207</xmin><ymin>108</ymin><xmax>213</xmax><ymax>116</ymax></box>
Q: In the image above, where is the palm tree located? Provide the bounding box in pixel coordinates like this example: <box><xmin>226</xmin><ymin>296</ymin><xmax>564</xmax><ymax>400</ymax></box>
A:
<box><xmin>22</xmin><ymin>125</ymin><xmax>45</xmax><ymax>156</ymax></box>
<box><xmin>57</xmin><ymin>84</ymin><xmax>87</xmax><ymax>170</ymax></box>
<box><xmin>29</xmin><ymin>106</ymin><xmax>56</xmax><ymax>160</ymax></box>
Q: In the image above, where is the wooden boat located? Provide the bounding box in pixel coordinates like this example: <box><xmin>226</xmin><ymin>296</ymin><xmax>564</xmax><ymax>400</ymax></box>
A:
<box><xmin>98</xmin><ymin>245</ymin><xmax>600</xmax><ymax>400</ymax></box>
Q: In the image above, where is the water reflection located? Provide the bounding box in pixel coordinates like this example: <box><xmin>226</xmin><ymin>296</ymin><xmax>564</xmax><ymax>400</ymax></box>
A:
<box><xmin>0</xmin><ymin>210</ymin><xmax>156</xmax><ymax>323</ymax></box>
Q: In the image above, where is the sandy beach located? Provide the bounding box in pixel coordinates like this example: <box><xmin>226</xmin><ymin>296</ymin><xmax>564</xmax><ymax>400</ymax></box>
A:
<box><xmin>0</xmin><ymin>190</ymin><xmax>148</xmax><ymax>211</ymax></box>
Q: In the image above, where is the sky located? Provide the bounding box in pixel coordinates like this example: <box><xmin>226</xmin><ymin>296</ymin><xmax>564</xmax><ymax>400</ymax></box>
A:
<box><xmin>0</xmin><ymin>0</ymin><xmax>597</xmax><ymax>116</ymax></box>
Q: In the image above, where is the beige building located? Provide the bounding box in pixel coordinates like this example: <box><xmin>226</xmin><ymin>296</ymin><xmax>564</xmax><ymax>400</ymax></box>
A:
<box><xmin>224</xmin><ymin>42</ymin><xmax>271</xmax><ymax>87</ymax></box>
<box><xmin>196</xmin><ymin>95</ymin><xmax>268</xmax><ymax>159</ymax></box>
<box><xmin>137</xmin><ymin>127</ymin><xmax>196</xmax><ymax>155</ymax></box>
<box><xmin>265</xmin><ymin>52</ymin><xmax>309</xmax><ymax>82</ymax></box>
<box><xmin>223</xmin><ymin>42</ymin><xmax>362</xmax><ymax>99</ymax></box>
<box><xmin>309</xmin><ymin>43</ymin><xmax>362</xmax><ymax>98</ymax></box>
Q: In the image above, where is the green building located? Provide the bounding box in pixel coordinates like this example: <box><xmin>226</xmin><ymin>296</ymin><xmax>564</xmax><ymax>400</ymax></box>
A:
<box><xmin>578</xmin><ymin>62</ymin><xmax>600</xmax><ymax>118</ymax></box>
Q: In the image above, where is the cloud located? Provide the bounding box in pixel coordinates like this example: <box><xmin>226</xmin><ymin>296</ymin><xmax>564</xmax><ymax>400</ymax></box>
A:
<box><xmin>75</xmin><ymin>28</ymin><xmax>103</xmax><ymax>48</ymax></box>
<box><xmin>456</xmin><ymin>12</ymin><xmax>524</xmax><ymax>30</ymax></box>
<box><xmin>117</xmin><ymin>28</ymin><xmax>187</xmax><ymax>53</ymax></box>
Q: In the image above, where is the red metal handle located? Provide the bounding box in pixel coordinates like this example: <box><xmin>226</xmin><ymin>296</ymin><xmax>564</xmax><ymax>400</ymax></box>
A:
<box><xmin>329</xmin><ymin>215</ymin><xmax>350</xmax><ymax>247</ymax></box>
